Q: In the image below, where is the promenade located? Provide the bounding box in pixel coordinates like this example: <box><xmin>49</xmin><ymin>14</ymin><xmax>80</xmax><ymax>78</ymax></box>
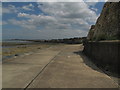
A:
<box><xmin>2</xmin><ymin>44</ymin><xmax>118</xmax><ymax>88</ymax></box>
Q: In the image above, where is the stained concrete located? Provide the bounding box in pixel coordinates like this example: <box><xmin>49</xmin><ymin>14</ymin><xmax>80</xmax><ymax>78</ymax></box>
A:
<box><xmin>2</xmin><ymin>44</ymin><xmax>119</xmax><ymax>88</ymax></box>
<box><xmin>2</xmin><ymin>45</ymin><xmax>64</xmax><ymax>88</ymax></box>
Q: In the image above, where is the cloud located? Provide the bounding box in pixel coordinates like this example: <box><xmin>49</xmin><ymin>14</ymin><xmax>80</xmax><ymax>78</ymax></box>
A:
<box><xmin>0</xmin><ymin>21</ymin><xmax>2</xmax><ymax>25</ymax></box>
<box><xmin>38</xmin><ymin>2</ymin><xmax>98</xmax><ymax>23</ymax></box>
<box><xmin>17</xmin><ymin>12</ymin><xmax>91</xmax><ymax>31</ymax></box>
<box><xmin>22</xmin><ymin>3</ymin><xmax>34</xmax><ymax>11</ymax></box>
<box><xmin>0</xmin><ymin>3</ymin><xmax>2</xmax><ymax>16</ymax></box>
<box><xmin>1</xmin><ymin>21</ymin><xmax>8</xmax><ymax>25</ymax></box>
<box><xmin>17</xmin><ymin>13</ymin><xmax>57</xmax><ymax>29</ymax></box>
<box><xmin>4</xmin><ymin>2</ymin><xmax>99</xmax><ymax>39</ymax></box>
<box><xmin>90</xmin><ymin>7</ymin><xmax>98</xmax><ymax>12</ymax></box>
<box><xmin>2</xmin><ymin>8</ymin><xmax>11</xmax><ymax>13</ymax></box>
<box><xmin>2</xmin><ymin>4</ymin><xmax>18</xmax><ymax>14</ymax></box>
<box><xmin>8</xmin><ymin>19</ymin><xmax>36</xmax><ymax>29</ymax></box>
<box><xmin>2</xmin><ymin>3</ymin><xmax>34</xmax><ymax>14</ymax></box>
<box><xmin>17</xmin><ymin>2</ymin><xmax>98</xmax><ymax>28</ymax></box>
<box><xmin>37</xmin><ymin>29</ymin><xmax>87</xmax><ymax>39</ymax></box>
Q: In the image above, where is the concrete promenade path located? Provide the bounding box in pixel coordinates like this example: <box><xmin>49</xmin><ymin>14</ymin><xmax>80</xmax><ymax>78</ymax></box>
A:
<box><xmin>3</xmin><ymin>44</ymin><xmax>119</xmax><ymax>88</ymax></box>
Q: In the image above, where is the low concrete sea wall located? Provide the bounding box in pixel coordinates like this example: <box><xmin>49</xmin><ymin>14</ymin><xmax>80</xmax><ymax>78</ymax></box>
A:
<box><xmin>83</xmin><ymin>41</ymin><xmax>120</xmax><ymax>74</ymax></box>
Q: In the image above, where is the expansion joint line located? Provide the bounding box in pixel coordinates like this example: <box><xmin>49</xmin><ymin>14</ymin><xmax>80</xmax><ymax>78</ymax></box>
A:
<box><xmin>24</xmin><ymin>46</ymin><xmax>66</xmax><ymax>90</ymax></box>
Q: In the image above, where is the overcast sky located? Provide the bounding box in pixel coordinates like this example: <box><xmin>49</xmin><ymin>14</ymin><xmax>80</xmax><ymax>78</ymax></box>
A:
<box><xmin>2</xmin><ymin>2</ymin><xmax>105</xmax><ymax>40</ymax></box>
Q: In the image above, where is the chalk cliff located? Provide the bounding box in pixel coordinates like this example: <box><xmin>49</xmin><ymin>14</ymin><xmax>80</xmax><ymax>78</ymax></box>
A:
<box><xmin>87</xmin><ymin>25</ymin><xmax>95</xmax><ymax>40</ymax></box>
<box><xmin>87</xmin><ymin>2</ymin><xmax>120</xmax><ymax>41</ymax></box>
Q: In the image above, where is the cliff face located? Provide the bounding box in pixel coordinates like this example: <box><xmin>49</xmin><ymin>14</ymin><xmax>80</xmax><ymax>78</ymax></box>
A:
<box><xmin>87</xmin><ymin>25</ymin><xmax>95</xmax><ymax>40</ymax></box>
<box><xmin>87</xmin><ymin>2</ymin><xmax>120</xmax><ymax>41</ymax></box>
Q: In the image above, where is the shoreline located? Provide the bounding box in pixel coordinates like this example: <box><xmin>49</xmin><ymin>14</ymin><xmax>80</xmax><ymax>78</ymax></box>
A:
<box><xmin>2</xmin><ymin>41</ymin><xmax>66</xmax><ymax>62</ymax></box>
<box><xmin>2</xmin><ymin>42</ymin><xmax>61</xmax><ymax>61</ymax></box>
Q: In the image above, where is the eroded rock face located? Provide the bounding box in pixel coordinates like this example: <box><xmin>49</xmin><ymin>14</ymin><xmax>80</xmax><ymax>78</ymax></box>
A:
<box><xmin>87</xmin><ymin>25</ymin><xmax>95</xmax><ymax>40</ymax></box>
<box><xmin>87</xmin><ymin>2</ymin><xmax>120</xmax><ymax>41</ymax></box>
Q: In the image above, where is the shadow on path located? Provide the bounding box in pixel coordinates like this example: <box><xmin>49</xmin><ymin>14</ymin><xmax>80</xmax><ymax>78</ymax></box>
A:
<box><xmin>74</xmin><ymin>50</ymin><xmax>120</xmax><ymax>85</ymax></box>
<box><xmin>74</xmin><ymin>51</ymin><xmax>104</xmax><ymax>74</ymax></box>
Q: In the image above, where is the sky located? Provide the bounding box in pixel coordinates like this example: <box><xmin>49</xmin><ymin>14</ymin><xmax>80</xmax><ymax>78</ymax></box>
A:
<box><xmin>2</xmin><ymin>2</ymin><xmax>105</xmax><ymax>40</ymax></box>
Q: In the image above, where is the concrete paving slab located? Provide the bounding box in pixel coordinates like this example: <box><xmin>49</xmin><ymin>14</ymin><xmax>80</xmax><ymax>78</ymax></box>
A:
<box><xmin>27</xmin><ymin>45</ymin><xmax>118</xmax><ymax>88</ymax></box>
<box><xmin>2</xmin><ymin>44</ymin><xmax>119</xmax><ymax>88</ymax></box>
<box><xmin>2</xmin><ymin>45</ymin><xmax>64</xmax><ymax>88</ymax></box>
